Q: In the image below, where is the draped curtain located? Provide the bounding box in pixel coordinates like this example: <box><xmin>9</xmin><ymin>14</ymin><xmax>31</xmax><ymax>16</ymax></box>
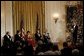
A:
<box><xmin>12</xmin><ymin>1</ymin><xmax>45</xmax><ymax>36</ymax></box>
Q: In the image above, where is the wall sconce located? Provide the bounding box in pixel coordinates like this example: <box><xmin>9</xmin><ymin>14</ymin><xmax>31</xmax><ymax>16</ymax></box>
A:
<box><xmin>53</xmin><ymin>13</ymin><xmax>59</xmax><ymax>23</ymax></box>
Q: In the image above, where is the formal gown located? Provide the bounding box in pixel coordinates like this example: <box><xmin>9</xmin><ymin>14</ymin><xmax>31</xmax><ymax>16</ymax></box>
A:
<box><xmin>25</xmin><ymin>34</ymin><xmax>36</xmax><ymax>47</ymax></box>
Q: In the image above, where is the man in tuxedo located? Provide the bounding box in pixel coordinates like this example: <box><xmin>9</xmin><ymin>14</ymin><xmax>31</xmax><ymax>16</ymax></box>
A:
<box><xmin>14</xmin><ymin>30</ymin><xmax>21</xmax><ymax>42</ymax></box>
<box><xmin>72</xmin><ymin>22</ymin><xmax>78</xmax><ymax>44</ymax></box>
<box><xmin>3</xmin><ymin>32</ymin><xmax>12</xmax><ymax>47</ymax></box>
<box><xmin>14</xmin><ymin>30</ymin><xmax>22</xmax><ymax>54</ymax></box>
<box><xmin>3</xmin><ymin>32</ymin><xmax>14</xmax><ymax>55</ymax></box>
<box><xmin>43</xmin><ymin>32</ymin><xmax>50</xmax><ymax>44</ymax></box>
<box><xmin>35</xmin><ymin>29</ymin><xmax>42</xmax><ymax>42</ymax></box>
<box><xmin>61</xmin><ymin>42</ymin><xmax>72</xmax><ymax>56</ymax></box>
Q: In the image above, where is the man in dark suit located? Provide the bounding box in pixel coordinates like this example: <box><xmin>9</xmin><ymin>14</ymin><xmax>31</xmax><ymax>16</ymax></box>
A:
<box><xmin>43</xmin><ymin>33</ymin><xmax>50</xmax><ymax>44</ymax></box>
<box><xmin>14</xmin><ymin>30</ymin><xmax>22</xmax><ymax>54</ymax></box>
<box><xmin>35</xmin><ymin>29</ymin><xmax>42</xmax><ymax>42</ymax></box>
<box><xmin>14</xmin><ymin>30</ymin><xmax>21</xmax><ymax>42</ymax></box>
<box><xmin>61</xmin><ymin>42</ymin><xmax>72</xmax><ymax>56</ymax></box>
<box><xmin>3</xmin><ymin>32</ymin><xmax>12</xmax><ymax>47</ymax></box>
<box><xmin>3</xmin><ymin>32</ymin><xmax>14</xmax><ymax>55</ymax></box>
<box><xmin>72</xmin><ymin>22</ymin><xmax>78</xmax><ymax>44</ymax></box>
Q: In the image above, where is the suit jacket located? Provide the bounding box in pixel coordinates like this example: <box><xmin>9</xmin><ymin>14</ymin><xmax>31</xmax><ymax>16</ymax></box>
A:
<box><xmin>61</xmin><ymin>47</ymin><xmax>72</xmax><ymax>56</ymax></box>
<box><xmin>3</xmin><ymin>35</ymin><xmax>13</xmax><ymax>48</ymax></box>
<box><xmin>35</xmin><ymin>33</ymin><xmax>42</xmax><ymax>42</ymax></box>
<box><xmin>14</xmin><ymin>34</ymin><xmax>23</xmax><ymax>47</ymax></box>
<box><xmin>14</xmin><ymin>34</ymin><xmax>21</xmax><ymax>42</ymax></box>
<box><xmin>73</xmin><ymin>25</ymin><xmax>78</xmax><ymax>38</ymax></box>
<box><xmin>73</xmin><ymin>25</ymin><xmax>78</xmax><ymax>33</ymax></box>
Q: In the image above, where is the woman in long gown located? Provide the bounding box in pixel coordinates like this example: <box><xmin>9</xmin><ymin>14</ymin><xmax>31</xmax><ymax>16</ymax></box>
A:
<box><xmin>25</xmin><ymin>31</ymin><xmax>36</xmax><ymax>51</ymax></box>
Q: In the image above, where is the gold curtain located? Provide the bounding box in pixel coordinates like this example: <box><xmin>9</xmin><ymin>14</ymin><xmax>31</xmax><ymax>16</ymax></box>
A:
<box><xmin>12</xmin><ymin>1</ymin><xmax>45</xmax><ymax>35</ymax></box>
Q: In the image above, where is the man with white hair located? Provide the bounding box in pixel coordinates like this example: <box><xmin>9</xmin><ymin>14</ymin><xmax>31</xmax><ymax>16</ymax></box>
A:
<box><xmin>54</xmin><ymin>51</ymin><xmax>61</xmax><ymax>55</ymax></box>
<box><xmin>37</xmin><ymin>52</ymin><xmax>44</xmax><ymax>55</ymax></box>
<box><xmin>35</xmin><ymin>40</ymin><xmax>44</xmax><ymax>54</ymax></box>
<box><xmin>3</xmin><ymin>31</ymin><xmax>14</xmax><ymax>55</ymax></box>
<box><xmin>44</xmin><ymin>50</ymin><xmax>55</xmax><ymax>55</ymax></box>
<box><xmin>72</xmin><ymin>49</ymin><xmax>79</xmax><ymax>56</ymax></box>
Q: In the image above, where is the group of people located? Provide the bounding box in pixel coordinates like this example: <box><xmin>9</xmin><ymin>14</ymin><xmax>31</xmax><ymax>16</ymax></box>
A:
<box><xmin>37</xmin><ymin>41</ymin><xmax>83</xmax><ymax>55</ymax></box>
<box><xmin>1</xmin><ymin>21</ymin><xmax>83</xmax><ymax>55</ymax></box>
<box><xmin>1</xmin><ymin>29</ymin><xmax>51</xmax><ymax>55</ymax></box>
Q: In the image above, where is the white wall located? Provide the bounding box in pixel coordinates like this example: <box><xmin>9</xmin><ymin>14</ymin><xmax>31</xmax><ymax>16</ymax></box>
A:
<box><xmin>45</xmin><ymin>1</ymin><xmax>67</xmax><ymax>43</ymax></box>
<box><xmin>1</xmin><ymin>1</ymin><xmax>13</xmax><ymax>46</ymax></box>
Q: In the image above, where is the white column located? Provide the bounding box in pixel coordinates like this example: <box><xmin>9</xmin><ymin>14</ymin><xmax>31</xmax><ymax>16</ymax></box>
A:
<box><xmin>1</xmin><ymin>1</ymin><xmax>13</xmax><ymax>46</ymax></box>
